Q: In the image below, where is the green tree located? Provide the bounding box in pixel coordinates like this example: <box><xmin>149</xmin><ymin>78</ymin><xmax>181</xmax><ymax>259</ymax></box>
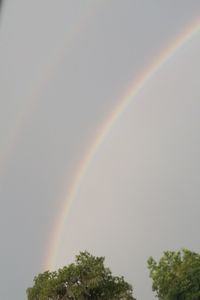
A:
<box><xmin>148</xmin><ymin>248</ymin><xmax>200</xmax><ymax>300</ymax></box>
<box><xmin>27</xmin><ymin>251</ymin><xmax>136</xmax><ymax>300</ymax></box>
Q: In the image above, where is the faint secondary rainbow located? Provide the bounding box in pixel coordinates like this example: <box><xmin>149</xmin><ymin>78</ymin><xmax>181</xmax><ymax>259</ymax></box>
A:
<box><xmin>0</xmin><ymin>0</ymin><xmax>103</xmax><ymax>174</ymax></box>
<box><xmin>45</xmin><ymin>18</ymin><xmax>200</xmax><ymax>270</ymax></box>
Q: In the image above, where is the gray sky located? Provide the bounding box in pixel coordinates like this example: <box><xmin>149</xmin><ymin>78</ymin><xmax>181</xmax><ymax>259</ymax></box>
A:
<box><xmin>0</xmin><ymin>1</ymin><xmax>200</xmax><ymax>299</ymax></box>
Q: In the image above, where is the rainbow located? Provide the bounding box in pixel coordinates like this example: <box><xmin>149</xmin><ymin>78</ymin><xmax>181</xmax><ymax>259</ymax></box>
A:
<box><xmin>45</xmin><ymin>18</ymin><xmax>200</xmax><ymax>270</ymax></box>
<box><xmin>0</xmin><ymin>1</ymin><xmax>102</xmax><ymax>173</ymax></box>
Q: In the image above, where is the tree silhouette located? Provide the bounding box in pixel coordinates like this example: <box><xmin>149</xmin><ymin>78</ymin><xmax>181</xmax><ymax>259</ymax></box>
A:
<box><xmin>27</xmin><ymin>251</ymin><xmax>136</xmax><ymax>300</ymax></box>
<box><xmin>148</xmin><ymin>249</ymin><xmax>200</xmax><ymax>300</ymax></box>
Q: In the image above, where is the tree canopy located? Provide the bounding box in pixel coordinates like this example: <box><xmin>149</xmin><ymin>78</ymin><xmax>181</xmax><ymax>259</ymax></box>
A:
<box><xmin>148</xmin><ymin>248</ymin><xmax>200</xmax><ymax>300</ymax></box>
<box><xmin>27</xmin><ymin>248</ymin><xmax>200</xmax><ymax>300</ymax></box>
<box><xmin>27</xmin><ymin>251</ymin><xmax>135</xmax><ymax>300</ymax></box>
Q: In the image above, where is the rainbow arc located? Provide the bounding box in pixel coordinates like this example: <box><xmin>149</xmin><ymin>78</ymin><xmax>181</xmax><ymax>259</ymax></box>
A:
<box><xmin>45</xmin><ymin>18</ymin><xmax>200</xmax><ymax>270</ymax></box>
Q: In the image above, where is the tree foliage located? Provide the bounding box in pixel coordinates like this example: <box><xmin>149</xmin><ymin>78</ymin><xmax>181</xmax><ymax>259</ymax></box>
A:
<box><xmin>148</xmin><ymin>249</ymin><xmax>200</xmax><ymax>300</ymax></box>
<box><xmin>27</xmin><ymin>251</ymin><xmax>135</xmax><ymax>300</ymax></box>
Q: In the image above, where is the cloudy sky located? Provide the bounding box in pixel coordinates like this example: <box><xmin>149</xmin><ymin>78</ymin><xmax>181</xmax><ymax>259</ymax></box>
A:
<box><xmin>0</xmin><ymin>1</ymin><xmax>200</xmax><ymax>299</ymax></box>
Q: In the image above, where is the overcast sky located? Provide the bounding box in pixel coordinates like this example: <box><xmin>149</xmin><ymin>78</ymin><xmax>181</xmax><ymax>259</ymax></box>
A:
<box><xmin>1</xmin><ymin>1</ymin><xmax>200</xmax><ymax>299</ymax></box>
